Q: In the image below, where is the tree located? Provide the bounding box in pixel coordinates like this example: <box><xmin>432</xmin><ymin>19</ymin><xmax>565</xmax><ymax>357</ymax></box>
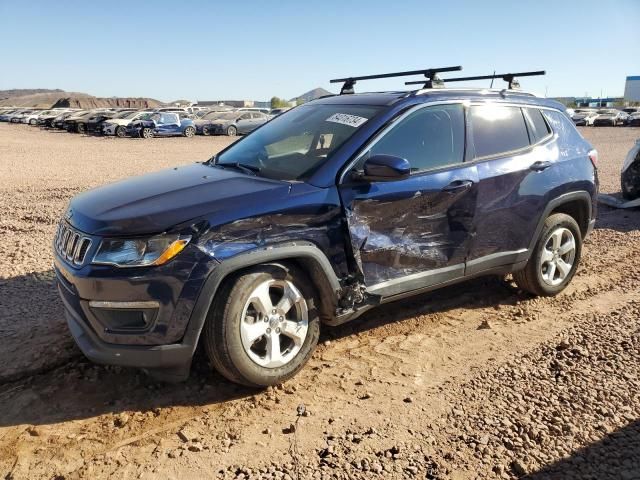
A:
<box><xmin>296</xmin><ymin>97</ymin><xmax>305</xmax><ymax>106</ymax></box>
<box><xmin>271</xmin><ymin>96</ymin><xmax>288</xmax><ymax>109</ymax></box>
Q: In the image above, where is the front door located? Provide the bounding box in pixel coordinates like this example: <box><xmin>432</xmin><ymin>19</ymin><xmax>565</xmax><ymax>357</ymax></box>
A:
<box><xmin>339</xmin><ymin>103</ymin><xmax>478</xmax><ymax>297</ymax></box>
<box><xmin>155</xmin><ymin>113</ymin><xmax>180</xmax><ymax>136</ymax></box>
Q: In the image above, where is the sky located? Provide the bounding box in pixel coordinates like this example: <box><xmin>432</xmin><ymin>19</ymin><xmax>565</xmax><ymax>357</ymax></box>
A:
<box><xmin>1</xmin><ymin>0</ymin><xmax>639</xmax><ymax>102</ymax></box>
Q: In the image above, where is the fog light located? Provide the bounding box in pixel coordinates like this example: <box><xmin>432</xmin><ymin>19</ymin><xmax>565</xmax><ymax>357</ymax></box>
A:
<box><xmin>89</xmin><ymin>301</ymin><xmax>159</xmax><ymax>333</ymax></box>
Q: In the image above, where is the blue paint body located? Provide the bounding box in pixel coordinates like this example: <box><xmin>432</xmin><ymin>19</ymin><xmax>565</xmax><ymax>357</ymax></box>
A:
<box><xmin>54</xmin><ymin>89</ymin><xmax>598</xmax><ymax>377</ymax></box>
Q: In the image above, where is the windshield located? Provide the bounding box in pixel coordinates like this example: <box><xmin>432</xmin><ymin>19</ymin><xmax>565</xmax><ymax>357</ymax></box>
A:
<box><xmin>202</xmin><ymin>111</ymin><xmax>227</xmax><ymax>120</ymax></box>
<box><xmin>215</xmin><ymin>104</ymin><xmax>381</xmax><ymax>181</ymax></box>
<box><xmin>597</xmin><ymin>109</ymin><xmax>615</xmax><ymax>114</ymax></box>
<box><xmin>214</xmin><ymin>112</ymin><xmax>241</xmax><ymax>121</ymax></box>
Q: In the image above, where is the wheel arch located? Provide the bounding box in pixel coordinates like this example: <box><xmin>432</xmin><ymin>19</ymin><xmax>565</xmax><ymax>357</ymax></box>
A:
<box><xmin>181</xmin><ymin>242</ymin><xmax>341</xmax><ymax>355</ymax></box>
<box><xmin>528</xmin><ymin>191</ymin><xmax>593</xmax><ymax>252</ymax></box>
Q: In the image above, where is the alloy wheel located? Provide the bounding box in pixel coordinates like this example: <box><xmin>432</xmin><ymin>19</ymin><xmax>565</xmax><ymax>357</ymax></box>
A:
<box><xmin>540</xmin><ymin>227</ymin><xmax>576</xmax><ymax>286</ymax></box>
<box><xmin>239</xmin><ymin>279</ymin><xmax>309</xmax><ymax>368</ymax></box>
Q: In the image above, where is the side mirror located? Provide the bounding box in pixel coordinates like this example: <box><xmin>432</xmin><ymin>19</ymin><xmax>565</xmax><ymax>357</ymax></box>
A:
<box><xmin>356</xmin><ymin>154</ymin><xmax>411</xmax><ymax>182</ymax></box>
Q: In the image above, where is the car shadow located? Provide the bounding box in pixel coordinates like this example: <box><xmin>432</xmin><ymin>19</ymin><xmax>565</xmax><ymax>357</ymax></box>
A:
<box><xmin>595</xmin><ymin>202</ymin><xmax>640</xmax><ymax>233</ymax></box>
<box><xmin>0</xmin><ymin>269</ymin><xmax>529</xmax><ymax>428</ymax></box>
<box><xmin>524</xmin><ymin>420</ymin><xmax>640</xmax><ymax>479</ymax></box>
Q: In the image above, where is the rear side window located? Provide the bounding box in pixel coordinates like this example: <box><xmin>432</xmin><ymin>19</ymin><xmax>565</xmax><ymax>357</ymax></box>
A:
<box><xmin>368</xmin><ymin>104</ymin><xmax>465</xmax><ymax>172</ymax></box>
<box><xmin>525</xmin><ymin>108</ymin><xmax>552</xmax><ymax>142</ymax></box>
<box><xmin>470</xmin><ymin>105</ymin><xmax>530</xmax><ymax>158</ymax></box>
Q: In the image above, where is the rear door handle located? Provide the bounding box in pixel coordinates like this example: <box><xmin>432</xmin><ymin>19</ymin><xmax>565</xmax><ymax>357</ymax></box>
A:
<box><xmin>530</xmin><ymin>160</ymin><xmax>552</xmax><ymax>172</ymax></box>
<box><xmin>442</xmin><ymin>179</ymin><xmax>474</xmax><ymax>192</ymax></box>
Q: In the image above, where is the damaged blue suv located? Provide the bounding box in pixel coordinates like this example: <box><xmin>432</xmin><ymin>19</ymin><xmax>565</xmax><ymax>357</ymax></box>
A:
<box><xmin>54</xmin><ymin>67</ymin><xmax>598</xmax><ymax>386</ymax></box>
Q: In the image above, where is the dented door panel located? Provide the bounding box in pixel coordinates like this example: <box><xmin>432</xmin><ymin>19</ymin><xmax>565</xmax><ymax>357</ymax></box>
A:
<box><xmin>340</xmin><ymin>165</ymin><xmax>478</xmax><ymax>286</ymax></box>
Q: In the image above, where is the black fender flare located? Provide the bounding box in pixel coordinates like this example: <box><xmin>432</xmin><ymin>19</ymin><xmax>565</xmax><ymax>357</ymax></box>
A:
<box><xmin>180</xmin><ymin>242</ymin><xmax>341</xmax><ymax>353</ymax></box>
<box><xmin>527</xmin><ymin>190</ymin><xmax>593</xmax><ymax>253</ymax></box>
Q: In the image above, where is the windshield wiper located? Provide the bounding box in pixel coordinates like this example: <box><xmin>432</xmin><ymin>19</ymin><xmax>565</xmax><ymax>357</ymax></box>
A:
<box><xmin>216</xmin><ymin>162</ymin><xmax>260</xmax><ymax>176</ymax></box>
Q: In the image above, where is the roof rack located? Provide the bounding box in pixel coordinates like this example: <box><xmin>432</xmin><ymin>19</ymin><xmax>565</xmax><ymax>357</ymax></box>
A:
<box><xmin>330</xmin><ymin>66</ymin><xmax>462</xmax><ymax>94</ymax></box>
<box><xmin>405</xmin><ymin>70</ymin><xmax>545</xmax><ymax>90</ymax></box>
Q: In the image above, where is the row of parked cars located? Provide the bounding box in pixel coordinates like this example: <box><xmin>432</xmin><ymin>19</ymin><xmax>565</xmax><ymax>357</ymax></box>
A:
<box><xmin>569</xmin><ymin>107</ymin><xmax>640</xmax><ymax>127</ymax></box>
<box><xmin>0</xmin><ymin>105</ymin><xmax>290</xmax><ymax>138</ymax></box>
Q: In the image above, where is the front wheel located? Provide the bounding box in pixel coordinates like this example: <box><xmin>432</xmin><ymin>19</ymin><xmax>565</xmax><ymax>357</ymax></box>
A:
<box><xmin>184</xmin><ymin>126</ymin><xmax>195</xmax><ymax>137</ymax></box>
<box><xmin>201</xmin><ymin>125</ymin><xmax>211</xmax><ymax>136</ymax></box>
<box><xmin>77</xmin><ymin>123</ymin><xmax>86</xmax><ymax>134</ymax></box>
<box><xmin>203</xmin><ymin>264</ymin><xmax>320</xmax><ymax>387</ymax></box>
<box><xmin>29</xmin><ymin>119</ymin><xmax>37</xmax><ymax>125</ymax></box>
<box><xmin>141</xmin><ymin>127</ymin><xmax>153</xmax><ymax>139</ymax></box>
<box><xmin>115</xmin><ymin>126</ymin><xmax>126</xmax><ymax>138</ymax></box>
<box><xmin>226</xmin><ymin>125</ymin><xmax>237</xmax><ymax>136</ymax></box>
<box><xmin>513</xmin><ymin>213</ymin><xmax>582</xmax><ymax>296</ymax></box>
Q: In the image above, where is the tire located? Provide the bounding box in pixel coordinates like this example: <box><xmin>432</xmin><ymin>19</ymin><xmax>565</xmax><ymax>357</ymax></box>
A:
<box><xmin>201</xmin><ymin>125</ymin><xmax>211</xmax><ymax>136</ymax></box>
<box><xmin>77</xmin><ymin>123</ymin><xmax>86</xmax><ymax>134</ymax></box>
<box><xmin>513</xmin><ymin>213</ymin><xmax>582</xmax><ymax>296</ymax></box>
<box><xmin>115</xmin><ymin>126</ymin><xmax>126</xmax><ymax>138</ymax></box>
<box><xmin>226</xmin><ymin>125</ymin><xmax>237</xmax><ymax>136</ymax></box>
<box><xmin>141</xmin><ymin>127</ymin><xmax>153</xmax><ymax>139</ymax></box>
<box><xmin>29</xmin><ymin>119</ymin><xmax>36</xmax><ymax>125</ymax></box>
<box><xmin>621</xmin><ymin>157</ymin><xmax>640</xmax><ymax>200</ymax></box>
<box><xmin>203</xmin><ymin>263</ymin><xmax>320</xmax><ymax>387</ymax></box>
<box><xmin>184</xmin><ymin>126</ymin><xmax>195</xmax><ymax>138</ymax></box>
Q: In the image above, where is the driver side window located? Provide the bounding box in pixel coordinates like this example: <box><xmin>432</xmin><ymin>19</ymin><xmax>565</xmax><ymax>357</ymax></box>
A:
<box><xmin>363</xmin><ymin>104</ymin><xmax>465</xmax><ymax>172</ymax></box>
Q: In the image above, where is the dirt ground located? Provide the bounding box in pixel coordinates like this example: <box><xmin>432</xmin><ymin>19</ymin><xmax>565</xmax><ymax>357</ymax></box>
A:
<box><xmin>0</xmin><ymin>124</ymin><xmax>639</xmax><ymax>479</ymax></box>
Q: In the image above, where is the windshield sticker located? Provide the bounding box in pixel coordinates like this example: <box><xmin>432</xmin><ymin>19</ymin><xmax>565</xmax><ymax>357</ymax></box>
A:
<box><xmin>325</xmin><ymin>113</ymin><xmax>368</xmax><ymax>128</ymax></box>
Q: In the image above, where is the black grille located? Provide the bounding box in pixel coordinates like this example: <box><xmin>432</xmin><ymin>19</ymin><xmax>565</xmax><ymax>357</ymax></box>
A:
<box><xmin>54</xmin><ymin>222</ymin><xmax>92</xmax><ymax>266</ymax></box>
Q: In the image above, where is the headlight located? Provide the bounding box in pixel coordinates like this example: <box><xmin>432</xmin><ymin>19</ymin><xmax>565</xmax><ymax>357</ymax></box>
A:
<box><xmin>92</xmin><ymin>234</ymin><xmax>191</xmax><ymax>267</ymax></box>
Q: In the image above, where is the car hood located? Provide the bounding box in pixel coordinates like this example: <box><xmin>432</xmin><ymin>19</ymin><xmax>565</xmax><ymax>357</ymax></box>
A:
<box><xmin>105</xmin><ymin>118</ymin><xmax>133</xmax><ymax>126</ymax></box>
<box><xmin>67</xmin><ymin>163</ymin><xmax>290</xmax><ymax>236</ymax></box>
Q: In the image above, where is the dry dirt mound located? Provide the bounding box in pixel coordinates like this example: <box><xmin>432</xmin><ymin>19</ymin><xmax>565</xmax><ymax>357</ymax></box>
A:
<box><xmin>51</xmin><ymin>96</ymin><xmax>161</xmax><ymax>109</ymax></box>
<box><xmin>0</xmin><ymin>88</ymin><xmax>162</xmax><ymax>109</ymax></box>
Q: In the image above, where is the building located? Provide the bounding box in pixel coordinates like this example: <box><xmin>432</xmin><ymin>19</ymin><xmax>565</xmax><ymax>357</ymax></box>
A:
<box><xmin>624</xmin><ymin>76</ymin><xmax>640</xmax><ymax>102</ymax></box>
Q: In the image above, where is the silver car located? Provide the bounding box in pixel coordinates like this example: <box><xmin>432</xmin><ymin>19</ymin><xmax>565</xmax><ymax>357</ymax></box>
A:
<box><xmin>206</xmin><ymin>111</ymin><xmax>270</xmax><ymax>136</ymax></box>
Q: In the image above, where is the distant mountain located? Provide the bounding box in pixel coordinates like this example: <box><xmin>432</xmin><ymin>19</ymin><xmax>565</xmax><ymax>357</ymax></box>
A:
<box><xmin>290</xmin><ymin>87</ymin><xmax>333</xmax><ymax>103</ymax></box>
<box><xmin>0</xmin><ymin>88</ymin><xmax>161</xmax><ymax>109</ymax></box>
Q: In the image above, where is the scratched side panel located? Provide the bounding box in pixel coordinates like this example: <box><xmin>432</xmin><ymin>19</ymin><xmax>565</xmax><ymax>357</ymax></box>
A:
<box><xmin>340</xmin><ymin>166</ymin><xmax>478</xmax><ymax>286</ymax></box>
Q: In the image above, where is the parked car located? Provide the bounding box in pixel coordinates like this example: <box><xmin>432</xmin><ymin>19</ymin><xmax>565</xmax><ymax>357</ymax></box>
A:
<box><xmin>593</xmin><ymin>109</ymin><xmax>626</xmax><ymax>126</ymax></box>
<box><xmin>571</xmin><ymin>109</ymin><xmax>598</xmax><ymax>126</ymax></box>
<box><xmin>64</xmin><ymin>109</ymin><xmax>106</xmax><ymax>133</ymax></box>
<box><xmin>626</xmin><ymin>111</ymin><xmax>640</xmax><ymax>127</ymax></box>
<box><xmin>23</xmin><ymin>109</ymin><xmax>58</xmax><ymax>126</ymax></box>
<box><xmin>621</xmin><ymin>139</ymin><xmax>640</xmax><ymax>199</ymax></box>
<box><xmin>10</xmin><ymin>109</ymin><xmax>39</xmax><ymax>123</ymax></box>
<box><xmin>55</xmin><ymin>81</ymin><xmax>598</xmax><ymax>386</ymax></box>
<box><xmin>194</xmin><ymin>109</ymin><xmax>236</xmax><ymax>135</ymax></box>
<box><xmin>0</xmin><ymin>109</ymin><xmax>20</xmax><ymax>121</ymax></box>
<box><xmin>37</xmin><ymin>109</ymin><xmax>75</xmax><ymax>127</ymax></box>
<box><xmin>622</xmin><ymin>107</ymin><xmax>640</xmax><ymax>116</ymax></box>
<box><xmin>206</xmin><ymin>111</ymin><xmax>270</xmax><ymax>136</ymax></box>
<box><xmin>52</xmin><ymin>110</ymin><xmax>86</xmax><ymax>129</ymax></box>
<box><xmin>86</xmin><ymin>109</ymin><xmax>137</xmax><ymax>134</ymax></box>
<box><xmin>125</xmin><ymin>112</ymin><xmax>196</xmax><ymax>138</ymax></box>
<box><xmin>101</xmin><ymin>111</ymin><xmax>154</xmax><ymax>137</ymax></box>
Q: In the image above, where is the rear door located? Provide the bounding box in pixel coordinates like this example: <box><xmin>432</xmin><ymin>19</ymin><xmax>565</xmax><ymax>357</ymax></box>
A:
<box><xmin>236</xmin><ymin>113</ymin><xmax>253</xmax><ymax>134</ymax></box>
<box><xmin>465</xmin><ymin>103</ymin><xmax>555</xmax><ymax>274</ymax></box>
<box><xmin>339</xmin><ymin>103</ymin><xmax>478</xmax><ymax>297</ymax></box>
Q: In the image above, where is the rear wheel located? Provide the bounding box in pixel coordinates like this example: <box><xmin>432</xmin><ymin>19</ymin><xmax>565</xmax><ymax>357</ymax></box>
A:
<box><xmin>184</xmin><ymin>126</ymin><xmax>195</xmax><ymax>137</ymax></box>
<box><xmin>141</xmin><ymin>127</ymin><xmax>153</xmax><ymax>139</ymax></box>
<box><xmin>204</xmin><ymin>264</ymin><xmax>320</xmax><ymax>387</ymax></box>
<box><xmin>29</xmin><ymin>119</ymin><xmax>37</xmax><ymax>125</ymax></box>
<box><xmin>201</xmin><ymin>125</ymin><xmax>211</xmax><ymax>136</ymax></box>
<box><xmin>77</xmin><ymin>123</ymin><xmax>86</xmax><ymax>134</ymax></box>
<box><xmin>226</xmin><ymin>125</ymin><xmax>237</xmax><ymax>136</ymax></box>
<box><xmin>115</xmin><ymin>126</ymin><xmax>126</xmax><ymax>138</ymax></box>
<box><xmin>514</xmin><ymin>213</ymin><xmax>582</xmax><ymax>296</ymax></box>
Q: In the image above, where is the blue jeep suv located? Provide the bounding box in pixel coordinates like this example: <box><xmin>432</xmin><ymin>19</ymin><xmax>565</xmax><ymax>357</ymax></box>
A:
<box><xmin>54</xmin><ymin>68</ymin><xmax>598</xmax><ymax>386</ymax></box>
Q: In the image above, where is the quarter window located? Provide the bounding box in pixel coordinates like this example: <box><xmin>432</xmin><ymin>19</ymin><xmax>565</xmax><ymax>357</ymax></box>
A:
<box><xmin>367</xmin><ymin>104</ymin><xmax>465</xmax><ymax>172</ymax></box>
<box><xmin>525</xmin><ymin>108</ymin><xmax>552</xmax><ymax>143</ymax></box>
<box><xmin>470</xmin><ymin>105</ymin><xmax>530</xmax><ymax>158</ymax></box>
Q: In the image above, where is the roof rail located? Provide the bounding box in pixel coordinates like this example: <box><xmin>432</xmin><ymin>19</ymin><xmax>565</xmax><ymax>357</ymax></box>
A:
<box><xmin>406</xmin><ymin>70</ymin><xmax>545</xmax><ymax>90</ymax></box>
<box><xmin>330</xmin><ymin>66</ymin><xmax>462</xmax><ymax>94</ymax></box>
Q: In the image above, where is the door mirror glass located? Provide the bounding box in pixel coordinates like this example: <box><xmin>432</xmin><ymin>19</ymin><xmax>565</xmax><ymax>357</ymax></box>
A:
<box><xmin>359</xmin><ymin>154</ymin><xmax>410</xmax><ymax>182</ymax></box>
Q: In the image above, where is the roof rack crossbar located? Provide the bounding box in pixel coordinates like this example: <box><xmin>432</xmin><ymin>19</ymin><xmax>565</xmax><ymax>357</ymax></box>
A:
<box><xmin>330</xmin><ymin>66</ymin><xmax>462</xmax><ymax>94</ymax></box>
<box><xmin>405</xmin><ymin>70</ymin><xmax>545</xmax><ymax>90</ymax></box>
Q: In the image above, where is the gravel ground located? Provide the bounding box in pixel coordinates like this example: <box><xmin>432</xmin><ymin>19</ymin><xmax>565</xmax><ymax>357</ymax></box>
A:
<box><xmin>0</xmin><ymin>124</ymin><xmax>639</xmax><ymax>479</ymax></box>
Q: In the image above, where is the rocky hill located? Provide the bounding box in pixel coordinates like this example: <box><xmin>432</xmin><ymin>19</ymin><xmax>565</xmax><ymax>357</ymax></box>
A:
<box><xmin>290</xmin><ymin>87</ymin><xmax>333</xmax><ymax>103</ymax></box>
<box><xmin>0</xmin><ymin>88</ymin><xmax>161</xmax><ymax>109</ymax></box>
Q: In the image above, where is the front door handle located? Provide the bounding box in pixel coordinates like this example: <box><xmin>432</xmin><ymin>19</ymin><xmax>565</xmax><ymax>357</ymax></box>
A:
<box><xmin>442</xmin><ymin>179</ymin><xmax>474</xmax><ymax>192</ymax></box>
<box><xmin>530</xmin><ymin>160</ymin><xmax>552</xmax><ymax>172</ymax></box>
